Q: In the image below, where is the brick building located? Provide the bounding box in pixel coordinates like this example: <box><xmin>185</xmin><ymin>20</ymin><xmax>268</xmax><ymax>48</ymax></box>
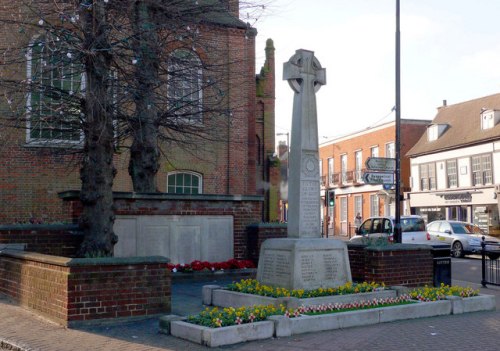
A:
<box><xmin>0</xmin><ymin>2</ymin><xmax>278</xmax><ymax>224</ymax></box>
<box><xmin>319</xmin><ymin>119</ymin><xmax>430</xmax><ymax>237</ymax></box>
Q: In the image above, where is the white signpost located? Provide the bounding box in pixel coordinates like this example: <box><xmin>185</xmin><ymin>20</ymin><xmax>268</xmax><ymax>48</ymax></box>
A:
<box><xmin>362</xmin><ymin>172</ymin><xmax>395</xmax><ymax>184</ymax></box>
<box><xmin>365</xmin><ymin>157</ymin><xmax>396</xmax><ymax>171</ymax></box>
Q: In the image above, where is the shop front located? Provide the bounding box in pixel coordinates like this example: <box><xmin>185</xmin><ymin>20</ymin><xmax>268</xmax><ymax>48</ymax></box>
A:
<box><xmin>409</xmin><ymin>188</ymin><xmax>499</xmax><ymax>234</ymax></box>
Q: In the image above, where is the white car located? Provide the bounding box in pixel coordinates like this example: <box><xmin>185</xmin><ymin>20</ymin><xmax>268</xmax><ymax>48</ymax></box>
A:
<box><xmin>349</xmin><ymin>215</ymin><xmax>431</xmax><ymax>245</ymax></box>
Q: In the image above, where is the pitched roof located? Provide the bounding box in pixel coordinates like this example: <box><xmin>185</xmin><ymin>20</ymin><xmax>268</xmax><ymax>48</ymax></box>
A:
<box><xmin>406</xmin><ymin>93</ymin><xmax>500</xmax><ymax>157</ymax></box>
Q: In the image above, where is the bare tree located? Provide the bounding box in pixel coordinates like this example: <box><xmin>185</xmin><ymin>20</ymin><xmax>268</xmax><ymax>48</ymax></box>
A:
<box><xmin>0</xmin><ymin>0</ymin><xmax>270</xmax><ymax>256</ymax></box>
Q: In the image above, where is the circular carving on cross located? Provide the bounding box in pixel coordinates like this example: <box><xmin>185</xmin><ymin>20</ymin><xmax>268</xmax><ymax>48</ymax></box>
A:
<box><xmin>302</xmin><ymin>154</ymin><xmax>319</xmax><ymax>178</ymax></box>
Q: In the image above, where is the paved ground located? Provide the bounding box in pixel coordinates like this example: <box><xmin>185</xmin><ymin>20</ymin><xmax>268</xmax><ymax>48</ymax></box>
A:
<box><xmin>2</xmin><ymin>275</ymin><xmax>500</xmax><ymax>351</ymax></box>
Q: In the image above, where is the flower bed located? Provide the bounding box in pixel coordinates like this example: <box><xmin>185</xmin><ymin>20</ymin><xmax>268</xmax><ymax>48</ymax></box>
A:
<box><xmin>226</xmin><ymin>279</ymin><xmax>383</xmax><ymax>298</ymax></box>
<box><xmin>169</xmin><ymin>285</ymin><xmax>494</xmax><ymax>347</ymax></box>
<box><xmin>168</xmin><ymin>259</ymin><xmax>255</xmax><ymax>273</ymax></box>
<box><xmin>409</xmin><ymin>283</ymin><xmax>479</xmax><ymax>301</ymax></box>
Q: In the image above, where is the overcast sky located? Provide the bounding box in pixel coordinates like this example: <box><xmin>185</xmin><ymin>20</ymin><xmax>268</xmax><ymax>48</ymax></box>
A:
<box><xmin>252</xmin><ymin>0</ymin><xmax>500</xmax><ymax>144</ymax></box>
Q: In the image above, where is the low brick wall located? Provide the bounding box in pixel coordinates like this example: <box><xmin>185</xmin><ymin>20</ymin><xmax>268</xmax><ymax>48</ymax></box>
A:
<box><xmin>0</xmin><ymin>250</ymin><xmax>171</xmax><ymax>327</ymax></box>
<box><xmin>246</xmin><ymin>223</ymin><xmax>287</xmax><ymax>263</ymax></box>
<box><xmin>347</xmin><ymin>244</ymin><xmax>433</xmax><ymax>287</ymax></box>
<box><xmin>60</xmin><ymin>191</ymin><xmax>264</xmax><ymax>260</ymax></box>
<box><xmin>0</xmin><ymin>224</ymin><xmax>83</xmax><ymax>257</ymax></box>
<box><xmin>346</xmin><ymin>244</ymin><xmax>366</xmax><ymax>282</ymax></box>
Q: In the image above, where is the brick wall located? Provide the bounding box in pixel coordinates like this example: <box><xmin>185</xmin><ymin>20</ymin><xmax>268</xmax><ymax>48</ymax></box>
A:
<box><xmin>347</xmin><ymin>243</ymin><xmax>433</xmax><ymax>287</ymax></box>
<box><xmin>346</xmin><ymin>244</ymin><xmax>366</xmax><ymax>282</ymax></box>
<box><xmin>0</xmin><ymin>12</ymin><xmax>272</xmax><ymax>225</ymax></box>
<box><xmin>0</xmin><ymin>225</ymin><xmax>83</xmax><ymax>257</ymax></box>
<box><xmin>0</xmin><ymin>250</ymin><xmax>170</xmax><ymax>327</ymax></box>
<box><xmin>247</xmin><ymin>223</ymin><xmax>287</xmax><ymax>263</ymax></box>
<box><xmin>319</xmin><ymin>120</ymin><xmax>430</xmax><ymax>235</ymax></box>
<box><xmin>61</xmin><ymin>192</ymin><xmax>264</xmax><ymax>260</ymax></box>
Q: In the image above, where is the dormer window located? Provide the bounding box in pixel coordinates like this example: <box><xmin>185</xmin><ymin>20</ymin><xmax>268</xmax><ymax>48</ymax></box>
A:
<box><xmin>480</xmin><ymin>109</ymin><xmax>498</xmax><ymax>130</ymax></box>
<box><xmin>427</xmin><ymin>124</ymin><xmax>447</xmax><ymax>141</ymax></box>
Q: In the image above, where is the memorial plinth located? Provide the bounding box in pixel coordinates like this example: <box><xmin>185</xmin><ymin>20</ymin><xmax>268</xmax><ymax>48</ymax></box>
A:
<box><xmin>256</xmin><ymin>49</ymin><xmax>351</xmax><ymax>291</ymax></box>
<box><xmin>256</xmin><ymin>238</ymin><xmax>352</xmax><ymax>290</ymax></box>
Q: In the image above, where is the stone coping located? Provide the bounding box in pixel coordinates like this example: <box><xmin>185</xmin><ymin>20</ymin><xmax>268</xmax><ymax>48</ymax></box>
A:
<box><xmin>58</xmin><ymin>190</ymin><xmax>264</xmax><ymax>202</ymax></box>
<box><xmin>0</xmin><ymin>224</ymin><xmax>80</xmax><ymax>231</ymax></box>
<box><xmin>0</xmin><ymin>250</ymin><xmax>169</xmax><ymax>267</ymax></box>
<box><xmin>206</xmin><ymin>286</ymin><xmax>398</xmax><ymax>310</ymax></box>
<box><xmin>247</xmin><ymin>223</ymin><xmax>287</xmax><ymax>228</ymax></box>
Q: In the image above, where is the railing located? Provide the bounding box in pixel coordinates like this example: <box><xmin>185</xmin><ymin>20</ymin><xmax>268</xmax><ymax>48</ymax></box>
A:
<box><xmin>481</xmin><ymin>237</ymin><xmax>500</xmax><ymax>287</ymax></box>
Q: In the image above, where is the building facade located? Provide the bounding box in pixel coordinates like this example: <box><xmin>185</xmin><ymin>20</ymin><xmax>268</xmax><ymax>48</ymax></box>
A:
<box><xmin>407</xmin><ymin>95</ymin><xmax>500</xmax><ymax>235</ymax></box>
<box><xmin>319</xmin><ymin>119</ymin><xmax>430</xmax><ymax>237</ymax></box>
<box><xmin>0</xmin><ymin>2</ymin><xmax>278</xmax><ymax>225</ymax></box>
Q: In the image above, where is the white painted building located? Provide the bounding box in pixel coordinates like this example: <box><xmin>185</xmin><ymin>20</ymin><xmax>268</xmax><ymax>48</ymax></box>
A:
<box><xmin>407</xmin><ymin>94</ymin><xmax>500</xmax><ymax>234</ymax></box>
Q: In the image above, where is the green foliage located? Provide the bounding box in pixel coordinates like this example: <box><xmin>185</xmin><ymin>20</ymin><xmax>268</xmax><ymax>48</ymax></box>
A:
<box><xmin>187</xmin><ymin>304</ymin><xmax>285</xmax><ymax>328</ymax></box>
<box><xmin>226</xmin><ymin>279</ymin><xmax>384</xmax><ymax>299</ymax></box>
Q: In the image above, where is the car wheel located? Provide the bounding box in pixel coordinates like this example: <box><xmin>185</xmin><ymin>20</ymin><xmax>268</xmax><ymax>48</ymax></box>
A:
<box><xmin>451</xmin><ymin>241</ymin><xmax>464</xmax><ymax>258</ymax></box>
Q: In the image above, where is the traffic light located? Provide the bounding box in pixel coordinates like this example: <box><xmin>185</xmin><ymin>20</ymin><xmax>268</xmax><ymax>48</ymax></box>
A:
<box><xmin>328</xmin><ymin>190</ymin><xmax>335</xmax><ymax>207</ymax></box>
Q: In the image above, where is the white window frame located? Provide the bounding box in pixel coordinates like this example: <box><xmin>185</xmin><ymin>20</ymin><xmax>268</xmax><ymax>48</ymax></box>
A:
<box><xmin>371</xmin><ymin>146</ymin><xmax>379</xmax><ymax>158</ymax></box>
<box><xmin>328</xmin><ymin>157</ymin><xmax>334</xmax><ymax>185</ymax></box>
<box><xmin>427</xmin><ymin>125</ymin><xmax>438</xmax><ymax>141</ymax></box>
<box><xmin>419</xmin><ymin>163</ymin><xmax>436</xmax><ymax>191</ymax></box>
<box><xmin>340</xmin><ymin>154</ymin><xmax>347</xmax><ymax>183</ymax></box>
<box><xmin>354</xmin><ymin>195</ymin><xmax>363</xmax><ymax>218</ymax></box>
<box><xmin>385</xmin><ymin>142</ymin><xmax>395</xmax><ymax>158</ymax></box>
<box><xmin>167</xmin><ymin>171</ymin><xmax>203</xmax><ymax>194</ymax></box>
<box><xmin>370</xmin><ymin>194</ymin><xmax>379</xmax><ymax>217</ymax></box>
<box><xmin>472</xmin><ymin>154</ymin><xmax>493</xmax><ymax>186</ymax></box>
<box><xmin>355</xmin><ymin>150</ymin><xmax>363</xmax><ymax>182</ymax></box>
<box><xmin>481</xmin><ymin>110</ymin><xmax>495</xmax><ymax>130</ymax></box>
<box><xmin>26</xmin><ymin>35</ymin><xmax>85</xmax><ymax>145</ymax></box>
<box><xmin>167</xmin><ymin>49</ymin><xmax>203</xmax><ymax>124</ymax></box>
<box><xmin>446</xmin><ymin>159</ymin><xmax>458</xmax><ymax>188</ymax></box>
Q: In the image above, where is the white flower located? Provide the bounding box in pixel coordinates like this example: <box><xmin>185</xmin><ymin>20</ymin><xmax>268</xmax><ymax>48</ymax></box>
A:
<box><xmin>38</xmin><ymin>19</ymin><xmax>44</xmax><ymax>26</ymax></box>
<box><xmin>66</xmin><ymin>53</ymin><xmax>72</xmax><ymax>59</ymax></box>
<box><xmin>172</xmin><ymin>268</ymin><xmax>177</xmax><ymax>273</ymax></box>
<box><xmin>132</xmin><ymin>59</ymin><xmax>137</xmax><ymax>64</ymax></box>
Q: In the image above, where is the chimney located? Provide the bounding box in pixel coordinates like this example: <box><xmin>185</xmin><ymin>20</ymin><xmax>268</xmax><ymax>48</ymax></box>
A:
<box><xmin>442</xmin><ymin>100</ymin><xmax>447</xmax><ymax>107</ymax></box>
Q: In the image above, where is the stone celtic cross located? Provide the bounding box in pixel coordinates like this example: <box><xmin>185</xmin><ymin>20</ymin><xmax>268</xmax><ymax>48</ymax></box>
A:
<box><xmin>283</xmin><ymin>49</ymin><xmax>326</xmax><ymax>238</ymax></box>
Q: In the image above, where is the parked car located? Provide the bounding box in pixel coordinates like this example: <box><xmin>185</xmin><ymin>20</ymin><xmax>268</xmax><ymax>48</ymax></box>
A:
<box><xmin>426</xmin><ymin>220</ymin><xmax>500</xmax><ymax>258</ymax></box>
<box><xmin>349</xmin><ymin>215</ymin><xmax>430</xmax><ymax>245</ymax></box>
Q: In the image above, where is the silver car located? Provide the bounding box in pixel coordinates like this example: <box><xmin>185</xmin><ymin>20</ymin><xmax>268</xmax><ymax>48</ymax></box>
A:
<box><xmin>426</xmin><ymin>220</ymin><xmax>500</xmax><ymax>258</ymax></box>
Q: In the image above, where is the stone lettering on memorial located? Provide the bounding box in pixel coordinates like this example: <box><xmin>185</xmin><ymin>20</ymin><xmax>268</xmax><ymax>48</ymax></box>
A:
<box><xmin>256</xmin><ymin>50</ymin><xmax>352</xmax><ymax>291</ymax></box>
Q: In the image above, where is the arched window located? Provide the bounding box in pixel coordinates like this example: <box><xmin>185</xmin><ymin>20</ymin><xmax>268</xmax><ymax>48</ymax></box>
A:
<box><xmin>27</xmin><ymin>35</ymin><xmax>85</xmax><ymax>143</ymax></box>
<box><xmin>167</xmin><ymin>49</ymin><xmax>202</xmax><ymax>123</ymax></box>
<box><xmin>167</xmin><ymin>171</ymin><xmax>202</xmax><ymax>194</ymax></box>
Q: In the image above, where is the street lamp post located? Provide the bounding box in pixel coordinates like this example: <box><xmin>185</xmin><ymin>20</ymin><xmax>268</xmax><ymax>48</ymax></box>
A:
<box><xmin>394</xmin><ymin>0</ymin><xmax>402</xmax><ymax>243</ymax></box>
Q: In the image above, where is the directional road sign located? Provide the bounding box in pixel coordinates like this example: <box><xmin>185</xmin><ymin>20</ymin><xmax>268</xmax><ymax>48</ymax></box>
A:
<box><xmin>362</xmin><ymin>171</ymin><xmax>395</xmax><ymax>184</ymax></box>
<box><xmin>365</xmin><ymin>157</ymin><xmax>396</xmax><ymax>171</ymax></box>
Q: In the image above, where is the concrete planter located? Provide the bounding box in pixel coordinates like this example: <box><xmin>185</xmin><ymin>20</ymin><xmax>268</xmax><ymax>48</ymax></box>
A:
<box><xmin>270</xmin><ymin>300</ymin><xmax>452</xmax><ymax>337</ymax></box>
<box><xmin>168</xmin><ymin>294</ymin><xmax>495</xmax><ymax>347</ymax></box>
<box><xmin>447</xmin><ymin>294</ymin><xmax>496</xmax><ymax>314</ymax></box>
<box><xmin>170</xmin><ymin>320</ymin><xmax>274</xmax><ymax>347</ymax></box>
<box><xmin>209</xmin><ymin>287</ymin><xmax>396</xmax><ymax>310</ymax></box>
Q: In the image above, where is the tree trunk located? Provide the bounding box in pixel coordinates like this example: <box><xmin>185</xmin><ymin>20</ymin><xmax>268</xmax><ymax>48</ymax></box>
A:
<box><xmin>78</xmin><ymin>0</ymin><xmax>117</xmax><ymax>257</ymax></box>
<box><xmin>128</xmin><ymin>2</ymin><xmax>160</xmax><ymax>193</ymax></box>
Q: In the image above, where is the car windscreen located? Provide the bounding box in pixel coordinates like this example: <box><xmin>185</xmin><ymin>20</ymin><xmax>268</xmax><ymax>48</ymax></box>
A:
<box><xmin>401</xmin><ymin>218</ymin><xmax>425</xmax><ymax>232</ymax></box>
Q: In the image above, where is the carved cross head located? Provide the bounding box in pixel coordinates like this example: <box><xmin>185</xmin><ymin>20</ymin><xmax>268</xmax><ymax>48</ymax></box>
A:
<box><xmin>283</xmin><ymin>49</ymin><xmax>326</xmax><ymax>93</ymax></box>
